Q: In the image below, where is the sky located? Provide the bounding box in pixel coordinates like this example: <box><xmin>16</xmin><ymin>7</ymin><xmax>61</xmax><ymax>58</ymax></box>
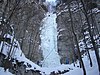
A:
<box><xmin>46</xmin><ymin>0</ymin><xmax>56</xmax><ymax>2</ymax></box>
<box><xmin>46</xmin><ymin>0</ymin><xmax>57</xmax><ymax>6</ymax></box>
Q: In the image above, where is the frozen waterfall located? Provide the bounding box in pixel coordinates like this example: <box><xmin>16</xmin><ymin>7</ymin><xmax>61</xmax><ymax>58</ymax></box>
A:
<box><xmin>40</xmin><ymin>12</ymin><xmax>61</xmax><ymax>67</ymax></box>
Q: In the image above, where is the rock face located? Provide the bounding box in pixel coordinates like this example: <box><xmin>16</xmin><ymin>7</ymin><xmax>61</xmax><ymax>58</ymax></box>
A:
<box><xmin>0</xmin><ymin>0</ymin><xmax>46</xmax><ymax>63</ymax></box>
<box><xmin>56</xmin><ymin>11</ymin><xmax>75</xmax><ymax>64</ymax></box>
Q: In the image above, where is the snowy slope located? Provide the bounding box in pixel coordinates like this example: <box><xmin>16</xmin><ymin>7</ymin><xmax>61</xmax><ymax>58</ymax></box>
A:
<box><xmin>62</xmin><ymin>51</ymin><xmax>99</xmax><ymax>75</ymax></box>
<box><xmin>0</xmin><ymin>67</ymin><xmax>13</xmax><ymax>75</ymax></box>
<box><xmin>0</xmin><ymin>34</ymin><xmax>43</xmax><ymax>74</ymax></box>
<box><xmin>0</xmin><ymin>27</ymin><xmax>99</xmax><ymax>75</ymax></box>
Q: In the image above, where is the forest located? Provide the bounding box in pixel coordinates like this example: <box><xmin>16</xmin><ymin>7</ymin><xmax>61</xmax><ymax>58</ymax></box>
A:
<box><xmin>0</xmin><ymin>0</ymin><xmax>100</xmax><ymax>75</ymax></box>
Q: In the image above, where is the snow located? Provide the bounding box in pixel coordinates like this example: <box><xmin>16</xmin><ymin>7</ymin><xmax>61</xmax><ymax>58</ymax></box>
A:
<box><xmin>62</xmin><ymin>51</ymin><xmax>99</xmax><ymax>75</ymax></box>
<box><xmin>92</xmin><ymin>8</ymin><xmax>100</xmax><ymax>14</ymax></box>
<box><xmin>62</xmin><ymin>68</ymin><xmax>83</xmax><ymax>75</ymax></box>
<box><xmin>0</xmin><ymin>28</ymin><xmax>99</xmax><ymax>75</ymax></box>
<box><xmin>0</xmin><ymin>67</ymin><xmax>13</xmax><ymax>75</ymax></box>
<box><xmin>0</xmin><ymin>34</ymin><xmax>24</xmax><ymax>57</ymax></box>
<box><xmin>16</xmin><ymin>50</ymin><xmax>100</xmax><ymax>75</ymax></box>
<box><xmin>84</xmin><ymin>51</ymin><xmax>99</xmax><ymax>75</ymax></box>
<box><xmin>41</xmin><ymin>64</ymin><xmax>72</xmax><ymax>74</ymax></box>
<box><xmin>0</xmin><ymin>2</ymin><xmax>100</xmax><ymax>75</ymax></box>
<box><xmin>40</xmin><ymin>12</ymin><xmax>61</xmax><ymax>67</ymax></box>
<box><xmin>0</xmin><ymin>34</ymin><xmax>42</xmax><ymax>72</ymax></box>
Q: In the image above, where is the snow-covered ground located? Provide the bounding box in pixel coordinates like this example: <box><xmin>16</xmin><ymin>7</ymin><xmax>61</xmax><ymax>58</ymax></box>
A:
<box><xmin>0</xmin><ymin>30</ymin><xmax>99</xmax><ymax>75</ymax></box>
<box><xmin>0</xmin><ymin>50</ymin><xmax>99</xmax><ymax>75</ymax></box>
<box><xmin>62</xmin><ymin>51</ymin><xmax>99</xmax><ymax>75</ymax></box>
<box><xmin>0</xmin><ymin>67</ymin><xmax>13</xmax><ymax>75</ymax></box>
